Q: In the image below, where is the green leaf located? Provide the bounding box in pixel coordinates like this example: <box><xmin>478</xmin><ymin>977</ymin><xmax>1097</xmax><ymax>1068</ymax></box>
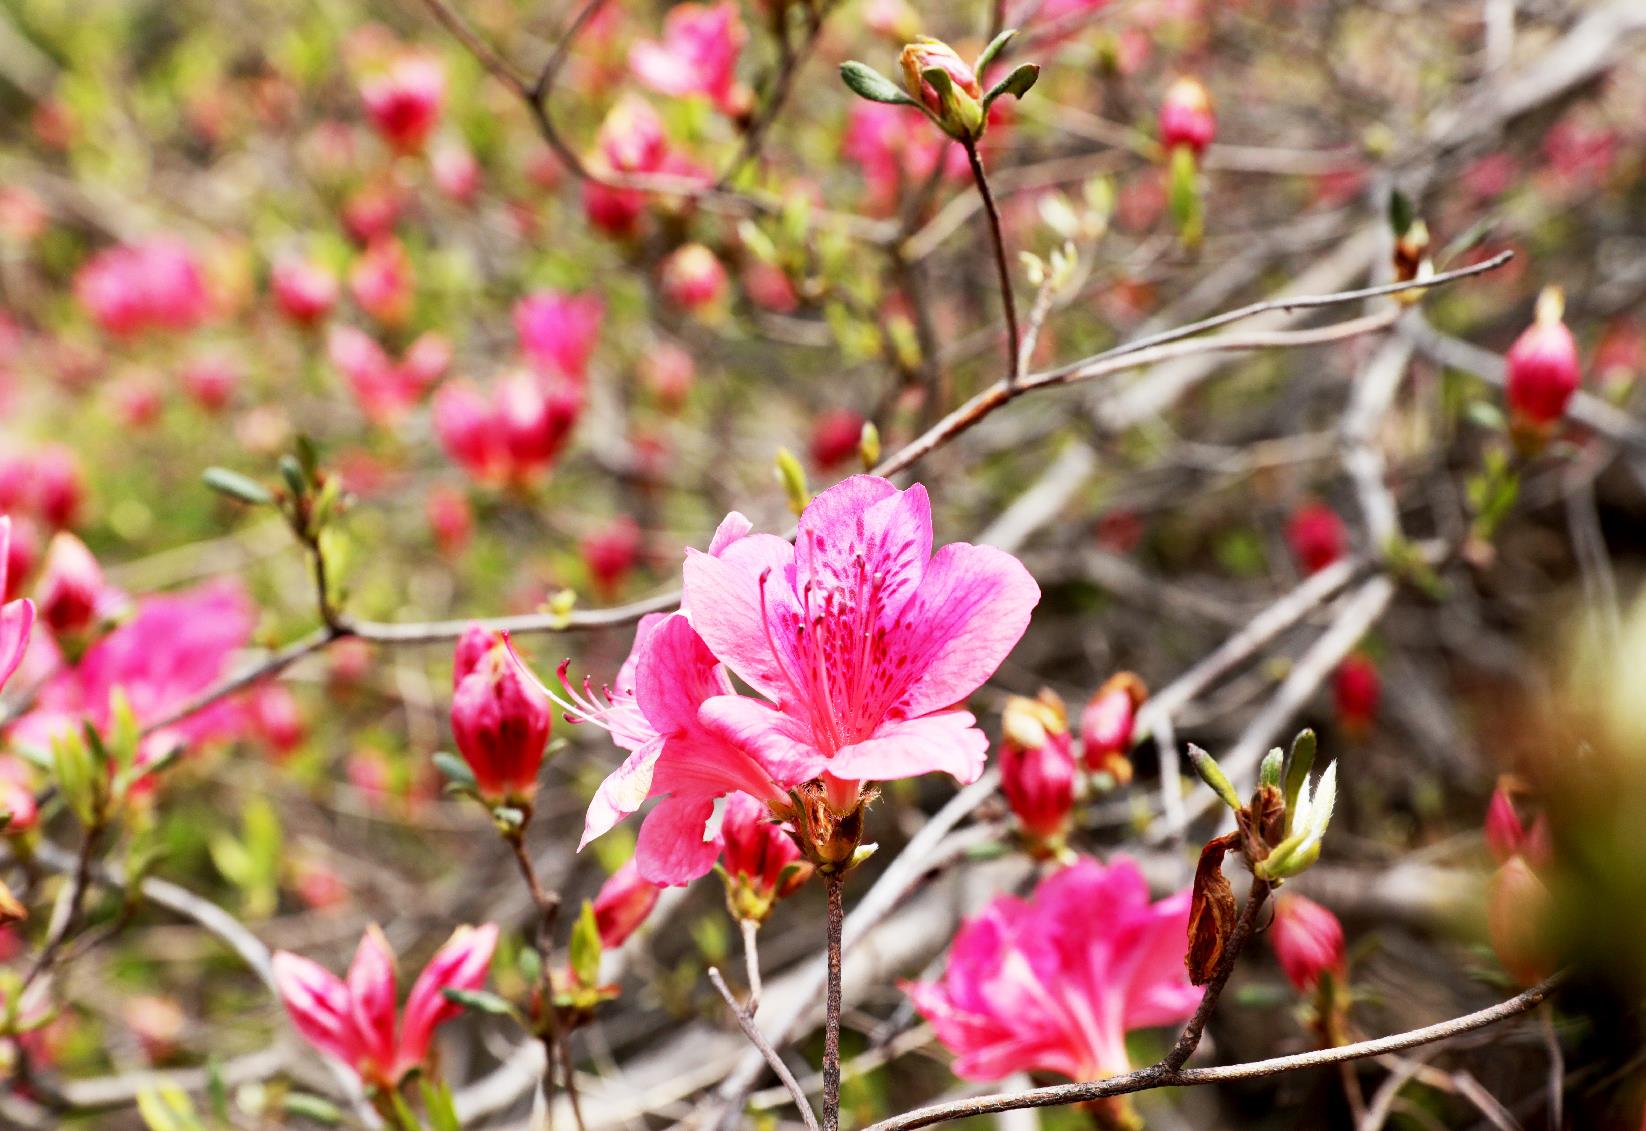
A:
<box><xmin>982</xmin><ymin>62</ymin><xmax>1039</xmax><ymax>110</ymax></box>
<box><xmin>1187</xmin><ymin>744</ymin><xmax>1242</xmax><ymax>811</ymax></box>
<box><xmin>433</xmin><ymin>752</ymin><xmax>478</xmax><ymax>793</ymax></box>
<box><xmin>1258</xmin><ymin>747</ymin><xmax>1283</xmax><ymax>790</ymax></box>
<box><xmin>441</xmin><ymin>987</ymin><xmax>519</xmax><ymax>1017</ymax></box>
<box><xmin>202</xmin><ymin>467</ymin><xmax>272</xmax><ymax>506</ymax></box>
<box><xmin>1282</xmin><ymin>728</ymin><xmax>1317</xmax><ymax>825</ymax></box>
<box><xmin>282</xmin><ymin>1093</ymin><xmax>344</xmax><ymax>1125</ymax></box>
<box><xmin>839</xmin><ymin>61</ymin><xmax>915</xmax><ymax>106</ymax></box>
<box><xmin>294</xmin><ymin>433</ymin><xmax>320</xmax><ymax>481</ymax></box>
<box><xmin>421</xmin><ymin>1079</ymin><xmax>463</xmax><ymax>1131</ymax></box>
<box><xmin>278</xmin><ymin>455</ymin><xmax>307</xmax><ymax>502</ymax></box>
<box><xmin>569</xmin><ymin>900</ymin><xmax>603</xmax><ymax>988</ymax></box>
<box><xmin>1168</xmin><ymin>144</ymin><xmax>1202</xmax><ymax>248</ymax></box>
<box><xmin>1388</xmin><ymin>189</ymin><xmax>1415</xmax><ymax>238</ymax></box>
<box><xmin>974</xmin><ymin>28</ymin><xmax>1017</xmax><ymax>74</ymax></box>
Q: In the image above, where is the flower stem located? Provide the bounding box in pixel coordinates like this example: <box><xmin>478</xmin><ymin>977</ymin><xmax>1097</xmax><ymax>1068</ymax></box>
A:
<box><xmin>1164</xmin><ymin>877</ymin><xmax>1271</xmax><ymax>1071</ymax></box>
<box><xmin>963</xmin><ymin>139</ymin><xmax>1022</xmax><ymax>385</ymax></box>
<box><xmin>822</xmin><ymin>870</ymin><xmax>846</xmax><ymax>1131</ymax></box>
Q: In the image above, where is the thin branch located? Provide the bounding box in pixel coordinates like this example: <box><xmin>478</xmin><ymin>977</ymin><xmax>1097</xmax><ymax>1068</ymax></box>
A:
<box><xmin>964</xmin><ymin>140</ymin><xmax>1023</xmax><ymax>385</ymax></box>
<box><xmin>708</xmin><ymin>967</ymin><xmax>822</xmax><ymax>1131</ymax></box>
<box><xmin>822</xmin><ymin>871</ymin><xmax>846</xmax><ymax>1131</ymax></box>
<box><xmin>866</xmin><ymin>976</ymin><xmax>1564</xmax><ymax>1131</ymax></box>
<box><xmin>1164</xmin><ymin>878</ymin><xmax>1271</xmax><ymax>1071</ymax></box>
<box><xmin>742</xmin><ymin>917</ymin><xmax>764</xmax><ymax>1015</ymax></box>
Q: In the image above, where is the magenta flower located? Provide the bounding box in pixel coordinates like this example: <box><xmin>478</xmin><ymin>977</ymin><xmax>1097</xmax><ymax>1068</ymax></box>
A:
<box><xmin>433</xmin><ymin>370</ymin><xmax>582</xmax><ymax>487</ymax></box>
<box><xmin>75</xmin><ymin>240</ymin><xmax>211</xmax><ymax>338</ymax></box>
<box><xmin>905</xmin><ymin>855</ymin><xmax>1201</xmax><ymax>1083</ymax></box>
<box><xmin>273</xmin><ymin>922</ymin><xmax>497</xmax><ymax>1088</ymax></box>
<box><xmin>348</xmin><ymin>238</ymin><xmax>414</xmax><ymax>327</ymax></box>
<box><xmin>36</xmin><ymin>532</ymin><xmax>111</xmax><ymax>638</ymax></box>
<box><xmin>843</xmin><ymin>102</ymin><xmax>967</xmax><ymax>213</ymax></box>
<box><xmin>629</xmin><ymin>2</ymin><xmax>749</xmax><ymax>117</ymax></box>
<box><xmin>271</xmin><ymin>255</ymin><xmax>339</xmax><ymax>326</ymax></box>
<box><xmin>513</xmin><ymin>289</ymin><xmax>604</xmax><ymax>384</ymax></box>
<box><xmin>0</xmin><ymin>518</ymin><xmax>36</xmax><ymax>695</ymax></box>
<box><xmin>685</xmin><ymin>476</ymin><xmax>1038</xmax><ymax>805</ymax></box>
<box><xmin>591</xmin><ymin>857</ymin><xmax>661</xmax><ymax>949</ymax></box>
<box><xmin>328</xmin><ymin>325</ymin><xmax>449</xmax><ymax>425</ymax></box>
<box><xmin>449</xmin><ymin>624</ymin><xmax>552</xmax><ymax>804</ymax></box>
<box><xmin>359</xmin><ymin>51</ymin><xmax>445</xmax><ymax>154</ymax></box>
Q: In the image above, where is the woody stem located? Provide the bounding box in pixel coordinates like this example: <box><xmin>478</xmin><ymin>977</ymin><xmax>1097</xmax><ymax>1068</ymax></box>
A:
<box><xmin>1163</xmin><ymin>877</ymin><xmax>1271</xmax><ymax>1072</ymax></box>
<box><xmin>823</xmin><ymin>870</ymin><xmax>846</xmax><ymax>1131</ymax></box>
<box><xmin>963</xmin><ymin>139</ymin><xmax>1022</xmax><ymax>385</ymax></box>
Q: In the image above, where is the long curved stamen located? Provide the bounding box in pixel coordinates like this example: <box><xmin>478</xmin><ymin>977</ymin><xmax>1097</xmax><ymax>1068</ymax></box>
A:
<box><xmin>502</xmin><ymin>631</ymin><xmax>651</xmax><ymax>745</ymax></box>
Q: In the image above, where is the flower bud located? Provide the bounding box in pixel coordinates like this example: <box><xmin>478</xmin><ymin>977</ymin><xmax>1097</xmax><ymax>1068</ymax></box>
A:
<box><xmin>660</xmin><ymin>243</ymin><xmax>728</xmax><ymax>311</ymax></box>
<box><xmin>899</xmin><ymin>38</ymin><xmax>984</xmax><ymax>139</ymax></box>
<box><xmin>1080</xmin><ymin>672</ymin><xmax>1146</xmax><ymax>782</ymax></box>
<box><xmin>592</xmin><ymin>858</ymin><xmax>660</xmax><ymax>949</ymax></box>
<box><xmin>271</xmin><ymin>256</ymin><xmax>338</xmax><ymax>326</ymax></box>
<box><xmin>450</xmin><ymin>627</ymin><xmax>552</xmax><ymax>804</ymax></box>
<box><xmin>1269</xmin><ymin>894</ymin><xmax>1346</xmax><ymax>993</ymax></box>
<box><xmin>1287</xmin><ymin>501</ymin><xmax>1345</xmax><ymax>576</ymax></box>
<box><xmin>720</xmin><ymin>793</ymin><xmax>811</xmax><ymax>923</ymax></box>
<box><xmin>1159</xmin><ymin>77</ymin><xmax>1215</xmax><ymax>157</ymax></box>
<box><xmin>1333</xmin><ymin>653</ymin><xmax>1380</xmax><ymax>737</ymax></box>
<box><xmin>581</xmin><ymin>516</ymin><xmax>642</xmax><ymax>600</ymax></box>
<box><xmin>359</xmin><ymin>51</ymin><xmax>445</xmax><ymax>154</ymax></box>
<box><xmin>1487</xmin><ymin>855</ymin><xmax>1555</xmax><ymax>986</ymax></box>
<box><xmin>426</xmin><ymin>484</ymin><xmax>473</xmax><ymax>558</ymax></box>
<box><xmin>1000</xmin><ymin>692</ymin><xmax>1076</xmax><ymax>855</ymax></box>
<box><xmin>1506</xmin><ymin>286</ymin><xmax>1580</xmax><ymax>442</ymax></box>
<box><xmin>182</xmin><ymin>353</ymin><xmax>240</xmax><ymax>413</ymax></box>
<box><xmin>810</xmin><ymin>409</ymin><xmax>866</xmax><ymax>471</ymax></box>
<box><xmin>1484</xmin><ymin>779</ymin><xmax>1552</xmax><ymax>870</ymax></box>
<box><xmin>349</xmin><ymin>238</ymin><xmax>414</xmax><ymax>327</ymax></box>
<box><xmin>37</xmin><ymin>531</ymin><xmax>105</xmax><ymax>637</ymax></box>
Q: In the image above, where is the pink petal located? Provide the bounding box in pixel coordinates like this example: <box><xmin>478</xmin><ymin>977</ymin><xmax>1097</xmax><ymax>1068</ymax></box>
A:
<box><xmin>581</xmin><ymin>734</ymin><xmax>665</xmax><ymax>851</ymax></box>
<box><xmin>635</xmin><ymin>795</ymin><xmax>721</xmax><ymax>885</ymax></box>
<box><xmin>681</xmin><ymin>534</ymin><xmax>804</xmax><ymax>702</ymax></box>
<box><xmin>634</xmin><ymin>614</ymin><xmax>735</xmax><ymax>741</ymax></box>
<box><xmin>825</xmin><ymin>709</ymin><xmax>989</xmax><ymax>785</ymax></box>
<box><xmin>0</xmin><ymin>598</ymin><xmax>35</xmax><ymax>692</ymax></box>
<box><xmin>398</xmin><ymin>923</ymin><xmax>498</xmax><ymax>1075</ymax></box>
<box><xmin>793</xmin><ymin>477</ymin><xmax>930</xmax><ymax>626</ymax></box>
<box><xmin>692</xmin><ymin>694</ymin><xmax>827</xmax><ymax>793</ymax></box>
<box><xmin>272</xmin><ymin>951</ymin><xmax>363</xmax><ymax>1071</ymax></box>
<box><xmin>346</xmin><ymin>925</ymin><xmax>399</xmax><ymax>1075</ymax></box>
<box><xmin>888</xmin><ymin>541</ymin><xmax>1040</xmax><ymax>719</ymax></box>
<box><xmin>706</xmin><ymin>511</ymin><xmax>754</xmax><ymax>557</ymax></box>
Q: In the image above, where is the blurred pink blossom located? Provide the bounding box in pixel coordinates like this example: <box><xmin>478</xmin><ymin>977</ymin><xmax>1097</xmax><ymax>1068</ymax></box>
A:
<box><xmin>514</xmin><ymin>289</ymin><xmax>604</xmax><ymax>383</ymax></box>
<box><xmin>359</xmin><ymin>51</ymin><xmax>445</xmax><ymax>153</ymax></box>
<box><xmin>629</xmin><ymin>2</ymin><xmax>749</xmax><ymax>117</ymax></box>
<box><xmin>75</xmin><ymin>239</ymin><xmax>211</xmax><ymax>338</ymax></box>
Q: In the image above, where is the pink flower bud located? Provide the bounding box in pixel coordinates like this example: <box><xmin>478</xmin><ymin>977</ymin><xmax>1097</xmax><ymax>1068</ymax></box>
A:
<box><xmin>1484</xmin><ymin>779</ymin><xmax>1552</xmax><ymax>870</ymax></box>
<box><xmin>360</xmin><ymin>52</ymin><xmax>445</xmax><ymax>154</ymax></box>
<box><xmin>37</xmin><ymin>531</ymin><xmax>104</xmax><ymax>637</ymax></box>
<box><xmin>720</xmin><ymin>793</ymin><xmax>809</xmax><ymax>921</ymax></box>
<box><xmin>35</xmin><ymin>446</ymin><xmax>85</xmax><ymax>530</ymax></box>
<box><xmin>660</xmin><ymin>244</ymin><xmax>728</xmax><ymax>311</ymax></box>
<box><xmin>592</xmin><ymin>857</ymin><xmax>661</xmax><ymax>948</ymax></box>
<box><xmin>433</xmin><ymin>381</ymin><xmax>501</xmax><ymax>483</ymax></box>
<box><xmin>581</xmin><ymin>516</ymin><xmax>642</xmax><ymax>600</ymax></box>
<box><xmin>1000</xmin><ymin>693</ymin><xmax>1076</xmax><ymax>851</ymax></box>
<box><xmin>497</xmin><ymin>370</ymin><xmax>582</xmax><ymax>479</ymax></box>
<box><xmin>396</xmin><ymin>922</ymin><xmax>498</xmax><ymax>1075</ymax></box>
<box><xmin>342</xmin><ymin>181</ymin><xmax>403</xmax><ymax>245</ymax></box>
<box><xmin>898</xmin><ymin>38</ymin><xmax>982</xmax><ymax>120</ymax></box>
<box><xmin>426</xmin><ymin>484</ymin><xmax>472</xmax><ymax>558</ymax></box>
<box><xmin>811</xmin><ymin>409</ymin><xmax>866</xmax><ymax>471</ymax></box>
<box><xmin>1159</xmin><ymin>77</ymin><xmax>1215</xmax><ymax>156</ymax></box>
<box><xmin>430</xmin><ymin>138</ymin><xmax>481</xmax><ymax>203</ymax></box>
<box><xmin>1287</xmin><ymin>502</ymin><xmax>1346</xmax><ymax>575</ymax></box>
<box><xmin>1333</xmin><ymin>653</ymin><xmax>1380</xmax><ymax>736</ymax></box>
<box><xmin>1506</xmin><ymin>286</ymin><xmax>1580</xmax><ymax>436</ymax></box>
<box><xmin>629</xmin><ymin>1</ymin><xmax>750</xmax><ymax>118</ymax></box>
<box><xmin>452</xmin><ymin>622</ymin><xmax>495</xmax><ymax>688</ymax></box>
<box><xmin>450</xmin><ymin>625</ymin><xmax>551</xmax><ymax>802</ymax></box>
<box><xmin>514</xmin><ymin>290</ymin><xmax>604</xmax><ymax>384</ymax></box>
<box><xmin>1269</xmin><ymin>894</ymin><xmax>1346</xmax><ymax>992</ymax></box>
<box><xmin>182</xmin><ymin>353</ymin><xmax>239</xmax><ymax>413</ymax></box>
<box><xmin>1487</xmin><ymin>856</ymin><xmax>1554</xmax><ymax>987</ymax></box>
<box><xmin>349</xmin><ymin>238</ymin><xmax>414</xmax><ymax>326</ymax></box>
<box><xmin>1080</xmin><ymin>672</ymin><xmax>1146</xmax><ymax>781</ymax></box>
<box><xmin>271</xmin><ymin>256</ymin><xmax>339</xmax><ymax>326</ymax></box>
<box><xmin>250</xmin><ymin>683</ymin><xmax>306</xmax><ymax>758</ymax></box>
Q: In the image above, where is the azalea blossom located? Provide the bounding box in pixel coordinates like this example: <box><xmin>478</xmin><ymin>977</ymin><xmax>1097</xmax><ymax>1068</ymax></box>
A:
<box><xmin>75</xmin><ymin>239</ymin><xmax>211</xmax><ymax>338</ymax></box>
<box><xmin>591</xmin><ymin>857</ymin><xmax>661</xmax><ymax>948</ymax></box>
<box><xmin>359</xmin><ymin>51</ymin><xmax>445</xmax><ymax>153</ymax></box>
<box><xmin>450</xmin><ymin>624</ymin><xmax>552</xmax><ymax>805</ymax></box>
<box><xmin>843</xmin><ymin>103</ymin><xmax>966</xmax><ymax>213</ymax></box>
<box><xmin>272</xmin><ymin>922</ymin><xmax>497</xmax><ymax>1088</ymax></box>
<box><xmin>433</xmin><ymin>370</ymin><xmax>582</xmax><ymax>487</ymax></box>
<box><xmin>719</xmin><ymin>791</ymin><xmax>811</xmax><ymax>922</ymax></box>
<box><xmin>271</xmin><ymin>255</ymin><xmax>340</xmax><ymax>325</ymax></box>
<box><xmin>0</xmin><ymin>517</ymin><xmax>36</xmax><ymax>695</ymax></box>
<box><xmin>513</xmin><ymin>289</ymin><xmax>604</xmax><ymax>384</ymax></box>
<box><xmin>905</xmin><ymin>855</ymin><xmax>1201</xmax><ymax>1083</ymax></box>
<box><xmin>328</xmin><ymin>325</ymin><xmax>449</xmax><ymax>425</ymax></box>
<box><xmin>1269</xmin><ymin>894</ymin><xmax>1346</xmax><ymax>992</ymax></box>
<box><xmin>629</xmin><ymin>2</ymin><xmax>749</xmax><ymax>117</ymax></box>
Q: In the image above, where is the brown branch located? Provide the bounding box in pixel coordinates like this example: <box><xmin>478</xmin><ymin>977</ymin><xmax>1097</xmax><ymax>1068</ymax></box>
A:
<box><xmin>963</xmin><ymin>140</ymin><xmax>1022</xmax><ymax>385</ymax></box>
<box><xmin>822</xmin><ymin>871</ymin><xmax>846</xmax><ymax>1131</ymax></box>
<box><xmin>866</xmin><ymin>975</ymin><xmax>1564</xmax><ymax>1131</ymax></box>
<box><xmin>1164</xmin><ymin>878</ymin><xmax>1271</xmax><ymax>1071</ymax></box>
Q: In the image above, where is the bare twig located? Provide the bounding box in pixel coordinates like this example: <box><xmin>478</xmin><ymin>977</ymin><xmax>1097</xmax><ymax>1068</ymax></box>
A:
<box><xmin>1163</xmin><ymin>878</ymin><xmax>1271</xmax><ymax>1071</ymax></box>
<box><xmin>822</xmin><ymin>871</ymin><xmax>846</xmax><ymax>1131</ymax></box>
<box><xmin>963</xmin><ymin>140</ymin><xmax>1023</xmax><ymax>384</ymax></box>
<box><xmin>708</xmin><ymin>967</ymin><xmax>821</xmax><ymax>1131</ymax></box>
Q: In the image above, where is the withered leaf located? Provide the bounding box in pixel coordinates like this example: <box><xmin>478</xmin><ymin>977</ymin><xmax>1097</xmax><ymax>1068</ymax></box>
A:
<box><xmin>1185</xmin><ymin>832</ymin><xmax>1239</xmax><ymax>986</ymax></box>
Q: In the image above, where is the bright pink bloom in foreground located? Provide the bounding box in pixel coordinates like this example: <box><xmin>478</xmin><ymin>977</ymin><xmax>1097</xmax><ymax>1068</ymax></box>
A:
<box><xmin>592</xmin><ymin>858</ymin><xmax>660</xmax><ymax>949</ymax></box>
<box><xmin>273</xmin><ymin>922</ymin><xmax>496</xmax><ymax>1087</ymax></box>
<box><xmin>15</xmin><ymin>580</ymin><xmax>254</xmax><ymax>763</ymax></box>
<box><xmin>75</xmin><ymin>239</ymin><xmax>211</xmax><ymax>338</ymax></box>
<box><xmin>1506</xmin><ymin>288</ymin><xmax>1580</xmax><ymax>431</ymax></box>
<box><xmin>906</xmin><ymin>855</ymin><xmax>1201</xmax><ymax>1082</ymax></box>
<box><xmin>360</xmin><ymin>52</ymin><xmax>445</xmax><ymax>153</ymax></box>
<box><xmin>450</xmin><ymin>625</ymin><xmax>551</xmax><ymax>803</ymax></box>
<box><xmin>1288</xmin><ymin>502</ymin><xmax>1345</xmax><ymax>576</ymax></box>
<box><xmin>0</xmin><ymin>518</ymin><xmax>35</xmax><ymax>695</ymax></box>
<box><xmin>1270</xmin><ymin>894</ymin><xmax>1346</xmax><ymax>992</ymax></box>
<box><xmin>629</xmin><ymin>2</ymin><xmax>748</xmax><ymax>117</ymax></box>
<box><xmin>513</xmin><ymin>290</ymin><xmax>604</xmax><ymax>384</ymax></box>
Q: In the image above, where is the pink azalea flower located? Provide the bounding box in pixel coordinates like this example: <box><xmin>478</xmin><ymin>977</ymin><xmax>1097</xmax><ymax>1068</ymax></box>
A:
<box><xmin>842</xmin><ymin>102</ymin><xmax>968</xmax><ymax>213</ymax></box>
<box><xmin>581</xmin><ymin>516</ymin><xmax>642</xmax><ymax>600</ymax></box>
<box><xmin>35</xmin><ymin>531</ymin><xmax>111</xmax><ymax>638</ymax></box>
<box><xmin>433</xmin><ymin>371</ymin><xmax>582</xmax><ymax>487</ymax></box>
<box><xmin>905</xmin><ymin>855</ymin><xmax>1201</xmax><ymax>1082</ymax></box>
<box><xmin>450</xmin><ymin>624</ymin><xmax>552</xmax><ymax>804</ymax></box>
<box><xmin>75</xmin><ymin>240</ymin><xmax>211</xmax><ymax>338</ymax></box>
<box><xmin>349</xmin><ymin>238</ymin><xmax>414</xmax><ymax>326</ymax></box>
<box><xmin>14</xmin><ymin>580</ymin><xmax>254</xmax><ymax>764</ymax></box>
<box><xmin>1269</xmin><ymin>894</ymin><xmax>1346</xmax><ymax>993</ymax></box>
<box><xmin>328</xmin><ymin>325</ymin><xmax>449</xmax><ymax>425</ymax></box>
<box><xmin>810</xmin><ymin>410</ymin><xmax>865</xmax><ymax>471</ymax></box>
<box><xmin>684</xmin><ymin>476</ymin><xmax>1039</xmax><ymax>807</ymax></box>
<box><xmin>719</xmin><ymin>791</ymin><xmax>810</xmax><ymax>921</ymax></box>
<box><xmin>659</xmin><ymin>244</ymin><xmax>727</xmax><ymax>312</ymax></box>
<box><xmin>1159</xmin><ymin>77</ymin><xmax>1216</xmax><ymax>157</ymax></box>
<box><xmin>629</xmin><ymin>2</ymin><xmax>749</xmax><ymax>117</ymax></box>
<box><xmin>181</xmin><ymin>353</ymin><xmax>240</xmax><ymax>413</ymax></box>
<box><xmin>0</xmin><ymin>517</ymin><xmax>35</xmax><ymax>695</ymax></box>
<box><xmin>430</xmin><ymin>138</ymin><xmax>481</xmax><ymax>204</ymax></box>
<box><xmin>591</xmin><ymin>857</ymin><xmax>661</xmax><ymax>948</ymax></box>
<box><xmin>273</xmin><ymin>922</ymin><xmax>497</xmax><ymax>1088</ymax></box>
<box><xmin>513</xmin><ymin>289</ymin><xmax>604</xmax><ymax>384</ymax></box>
<box><xmin>1287</xmin><ymin>501</ymin><xmax>1346</xmax><ymax>576</ymax></box>
<box><xmin>271</xmin><ymin>256</ymin><xmax>339</xmax><ymax>326</ymax></box>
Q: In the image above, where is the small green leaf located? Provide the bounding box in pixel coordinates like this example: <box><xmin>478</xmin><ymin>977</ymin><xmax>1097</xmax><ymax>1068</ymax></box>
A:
<box><xmin>839</xmin><ymin>61</ymin><xmax>915</xmax><ymax>106</ymax></box>
<box><xmin>983</xmin><ymin>62</ymin><xmax>1039</xmax><ymax>110</ymax></box>
<box><xmin>421</xmin><ymin>1079</ymin><xmax>463</xmax><ymax>1131</ymax></box>
<box><xmin>1187</xmin><ymin>744</ymin><xmax>1242</xmax><ymax>811</ymax></box>
<box><xmin>281</xmin><ymin>1093</ymin><xmax>343</xmax><ymax>1125</ymax></box>
<box><xmin>441</xmin><ymin>987</ymin><xmax>519</xmax><ymax>1017</ymax></box>
<box><xmin>202</xmin><ymin>467</ymin><xmax>272</xmax><ymax>506</ymax></box>
<box><xmin>974</xmin><ymin>28</ymin><xmax>1018</xmax><ymax>74</ymax></box>
<box><xmin>1258</xmin><ymin>747</ymin><xmax>1283</xmax><ymax>790</ymax></box>
<box><xmin>294</xmin><ymin>434</ymin><xmax>320</xmax><ymax>481</ymax></box>
<box><xmin>1282</xmin><ymin>729</ymin><xmax>1317</xmax><ymax>825</ymax></box>
<box><xmin>569</xmin><ymin>900</ymin><xmax>603</xmax><ymax>988</ymax></box>
<box><xmin>433</xmin><ymin>752</ymin><xmax>478</xmax><ymax>793</ymax></box>
<box><xmin>278</xmin><ymin>455</ymin><xmax>307</xmax><ymax>501</ymax></box>
<box><xmin>1388</xmin><ymin>189</ymin><xmax>1415</xmax><ymax>238</ymax></box>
